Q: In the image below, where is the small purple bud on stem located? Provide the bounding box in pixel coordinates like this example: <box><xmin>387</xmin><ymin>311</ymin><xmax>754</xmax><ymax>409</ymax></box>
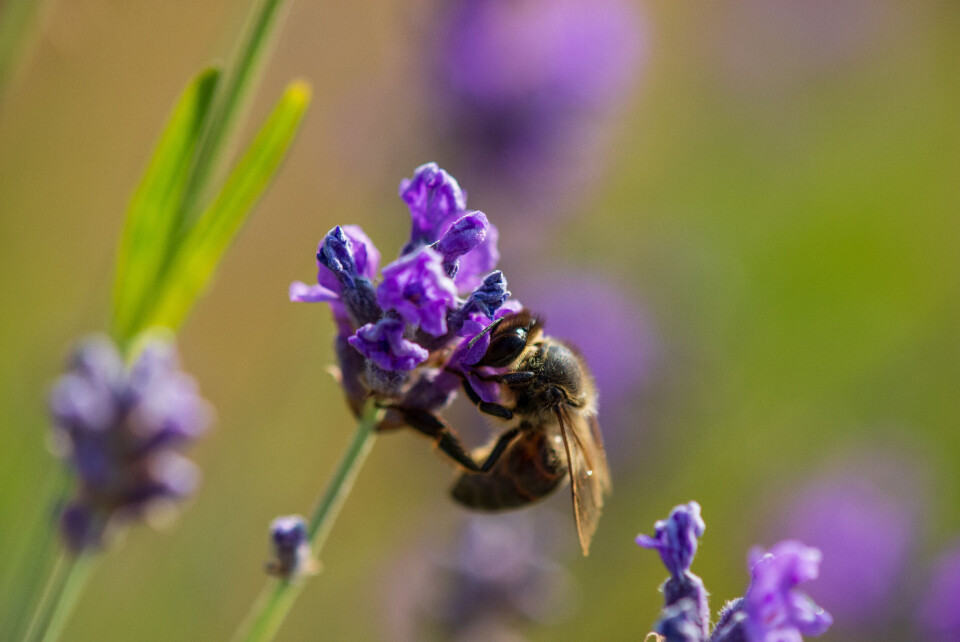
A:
<box><xmin>267</xmin><ymin>515</ymin><xmax>316</xmax><ymax>579</ymax></box>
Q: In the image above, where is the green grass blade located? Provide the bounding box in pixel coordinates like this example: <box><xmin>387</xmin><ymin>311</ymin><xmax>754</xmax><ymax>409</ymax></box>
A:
<box><xmin>175</xmin><ymin>0</ymin><xmax>288</xmax><ymax>228</ymax></box>
<box><xmin>110</xmin><ymin>68</ymin><xmax>220</xmax><ymax>344</ymax></box>
<box><xmin>142</xmin><ymin>80</ymin><xmax>311</xmax><ymax>332</ymax></box>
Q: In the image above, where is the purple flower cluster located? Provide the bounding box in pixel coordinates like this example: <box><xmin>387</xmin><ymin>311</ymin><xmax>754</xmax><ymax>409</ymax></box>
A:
<box><xmin>49</xmin><ymin>335</ymin><xmax>211</xmax><ymax>552</ymax></box>
<box><xmin>383</xmin><ymin>512</ymin><xmax>576</xmax><ymax>641</ymax></box>
<box><xmin>423</xmin><ymin>0</ymin><xmax>646</xmax><ymax>214</ymax></box>
<box><xmin>638</xmin><ymin>502</ymin><xmax>833</xmax><ymax>642</ymax></box>
<box><xmin>290</xmin><ymin>163</ymin><xmax>517</xmax><ymax>422</ymax></box>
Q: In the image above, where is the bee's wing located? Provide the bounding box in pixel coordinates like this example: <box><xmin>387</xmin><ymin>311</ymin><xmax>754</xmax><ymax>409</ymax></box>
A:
<box><xmin>555</xmin><ymin>407</ymin><xmax>611</xmax><ymax>555</ymax></box>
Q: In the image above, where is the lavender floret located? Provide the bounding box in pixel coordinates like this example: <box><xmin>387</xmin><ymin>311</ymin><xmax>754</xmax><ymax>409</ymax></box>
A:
<box><xmin>348</xmin><ymin>319</ymin><xmax>429</xmax><ymax>372</ymax></box>
<box><xmin>49</xmin><ymin>334</ymin><xmax>211</xmax><ymax>552</ymax></box>
<box><xmin>637</xmin><ymin>501</ymin><xmax>705</xmax><ymax>579</ymax></box>
<box><xmin>399</xmin><ymin>162</ymin><xmax>467</xmax><ymax>253</ymax></box>
<box><xmin>741</xmin><ymin>541</ymin><xmax>833</xmax><ymax>640</ymax></box>
<box><xmin>291</xmin><ymin>225</ymin><xmax>382</xmax><ymax>329</ymax></box>
<box><xmin>377</xmin><ymin>248</ymin><xmax>458</xmax><ymax>336</ymax></box>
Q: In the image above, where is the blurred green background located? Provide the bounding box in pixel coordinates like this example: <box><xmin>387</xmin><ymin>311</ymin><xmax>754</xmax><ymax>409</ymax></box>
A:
<box><xmin>1</xmin><ymin>1</ymin><xmax>959</xmax><ymax>640</ymax></box>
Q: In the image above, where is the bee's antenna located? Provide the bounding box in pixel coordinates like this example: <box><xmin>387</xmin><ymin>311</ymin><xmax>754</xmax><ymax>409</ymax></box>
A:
<box><xmin>465</xmin><ymin>316</ymin><xmax>506</xmax><ymax>352</ymax></box>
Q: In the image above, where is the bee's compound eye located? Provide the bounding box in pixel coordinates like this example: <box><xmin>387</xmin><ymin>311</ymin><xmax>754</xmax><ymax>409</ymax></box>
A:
<box><xmin>479</xmin><ymin>330</ymin><xmax>527</xmax><ymax>367</ymax></box>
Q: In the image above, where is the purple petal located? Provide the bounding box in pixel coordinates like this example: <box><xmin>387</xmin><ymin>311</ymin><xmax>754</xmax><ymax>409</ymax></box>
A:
<box><xmin>453</xmin><ymin>221</ymin><xmax>500</xmax><ymax>292</ymax></box>
<box><xmin>348</xmin><ymin>319</ymin><xmax>430</xmax><ymax>372</ymax></box>
<box><xmin>289</xmin><ymin>281</ymin><xmax>339</xmax><ymax>303</ymax></box>
<box><xmin>400</xmin><ymin>163</ymin><xmax>468</xmax><ymax>251</ymax></box>
<box><xmin>377</xmin><ymin>248</ymin><xmax>458</xmax><ymax>336</ymax></box>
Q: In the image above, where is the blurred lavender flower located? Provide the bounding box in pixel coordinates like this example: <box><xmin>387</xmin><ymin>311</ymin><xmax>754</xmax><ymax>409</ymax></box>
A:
<box><xmin>429</xmin><ymin>0</ymin><xmax>646</xmax><ymax>216</ymax></box>
<box><xmin>384</xmin><ymin>512</ymin><xmax>576</xmax><ymax>641</ymax></box>
<box><xmin>738</xmin><ymin>541</ymin><xmax>833</xmax><ymax>641</ymax></box>
<box><xmin>639</xmin><ymin>502</ymin><xmax>832</xmax><ymax>642</ymax></box>
<box><xmin>266</xmin><ymin>515</ymin><xmax>316</xmax><ymax>580</ymax></box>
<box><xmin>917</xmin><ymin>541</ymin><xmax>960</xmax><ymax>640</ymax></box>
<box><xmin>766</xmin><ymin>454</ymin><xmax>922</xmax><ymax>631</ymax></box>
<box><xmin>291</xmin><ymin>162</ymin><xmax>518</xmax><ymax>427</ymax></box>
<box><xmin>49</xmin><ymin>334</ymin><xmax>211</xmax><ymax>552</ymax></box>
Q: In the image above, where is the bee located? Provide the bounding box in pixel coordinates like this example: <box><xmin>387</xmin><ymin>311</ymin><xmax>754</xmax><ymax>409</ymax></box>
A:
<box><xmin>394</xmin><ymin>309</ymin><xmax>611</xmax><ymax>555</ymax></box>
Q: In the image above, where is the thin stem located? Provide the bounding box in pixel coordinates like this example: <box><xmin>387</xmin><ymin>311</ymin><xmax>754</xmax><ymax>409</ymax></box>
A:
<box><xmin>2</xmin><ymin>466</ymin><xmax>71</xmax><ymax>640</ymax></box>
<box><xmin>23</xmin><ymin>552</ymin><xmax>96</xmax><ymax>642</ymax></box>
<box><xmin>233</xmin><ymin>400</ymin><xmax>382</xmax><ymax>642</ymax></box>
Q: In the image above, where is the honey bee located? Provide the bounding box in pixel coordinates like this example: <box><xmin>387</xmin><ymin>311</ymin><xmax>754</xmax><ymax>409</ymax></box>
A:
<box><xmin>394</xmin><ymin>309</ymin><xmax>611</xmax><ymax>555</ymax></box>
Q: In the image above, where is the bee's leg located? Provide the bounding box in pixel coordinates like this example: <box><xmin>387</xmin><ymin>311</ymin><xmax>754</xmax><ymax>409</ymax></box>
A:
<box><xmin>395</xmin><ymin>407</ymin><xmax>519</xmax><ymax>473</ymax></box>
<box><xmin>478</xmin><ymin>371</ymin><xmax>536</xmax><ymax>386</ymax></box>
<box><xmin>459</xmin><ymin>375</ymin><xmax>514</xmax><ymax>420</ymax></box>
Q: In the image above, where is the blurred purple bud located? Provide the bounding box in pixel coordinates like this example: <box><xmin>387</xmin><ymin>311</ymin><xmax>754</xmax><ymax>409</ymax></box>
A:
<box><xmin>268</xmin><ymin>515</ymin><xmax>313</xmax><ymax>579</ymax></box>
<box><xmin>60</xmin><ymin>503</ymin><xmax>101</xmax><ymax>553</ymax></box>
<box><xmin>49</xmin><ymin>336</ymin><xmax>123</xmax><ymax>433</ymax></box>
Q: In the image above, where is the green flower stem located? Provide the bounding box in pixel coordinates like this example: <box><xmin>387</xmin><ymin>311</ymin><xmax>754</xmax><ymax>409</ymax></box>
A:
<box><xmin>234</xmin><ymin>400</ymin><xmax>383</xmax><ymax>642</ymax></box>
<box><xmin>2</xmin><ymin>467</ymin><xmax>71</xmax><ymax>639</ymax></box>
<box><xmin>23</xmin><ymin>552</ymin><xmax>97</xmax><ymax>642</ymax></box>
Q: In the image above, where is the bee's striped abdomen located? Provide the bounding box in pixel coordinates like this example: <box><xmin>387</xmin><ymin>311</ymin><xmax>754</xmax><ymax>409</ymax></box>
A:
<box><xmin>450</xmin><ymin>427</ymin><xmax>567</xmax><ymax>511</ymax></box>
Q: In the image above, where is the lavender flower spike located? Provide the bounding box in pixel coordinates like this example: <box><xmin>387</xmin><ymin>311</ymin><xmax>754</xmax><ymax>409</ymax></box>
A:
<box><xmin>266</xmin><ymin>515</ymin><xmax>316</xmax><ymax>579</ymax></box>
<box><xmin>741</xmin><ymin>541</ymin><xmax>833</xmax><ymax>641</ymax></box>
<box><xmin>638</xmin><ymin>502</ymin><xmax>709</xmax><ymax>639</ymax></box>
<box><xmin>50</xmin><ymin>334</ymin><xmax>211</xmax><ymax>552</ymax></box>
